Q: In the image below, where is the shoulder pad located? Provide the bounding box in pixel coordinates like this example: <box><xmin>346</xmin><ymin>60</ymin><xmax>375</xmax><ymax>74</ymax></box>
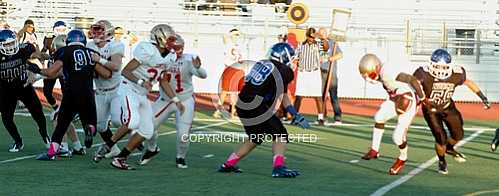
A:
<box><xmin>109</xmin><ymin>41</ymin><xmax>125</xmax><ymax>56</ymax></box>
<box><xmin>133</xmin><ymin>42</ymin><xmax>156</xmax><ymax>64</ymax></box>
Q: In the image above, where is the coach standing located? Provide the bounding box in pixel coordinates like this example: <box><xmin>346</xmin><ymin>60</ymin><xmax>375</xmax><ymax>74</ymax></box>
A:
<box><xmin>294</xmin><ymin>27</ymin><xmax>328</xmax><ymax>125</ymax></box>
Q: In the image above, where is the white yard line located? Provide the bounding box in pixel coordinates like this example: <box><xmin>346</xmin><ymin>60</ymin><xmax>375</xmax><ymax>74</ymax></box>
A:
<box><xmin>370</xmin><ymin>130</ymin><xmax>486</xmax><ymax>196</ymax></box>
<box><xmin>0</xmin><ymin>121</ymin><xmax>228</xmax><ymax>164</ymax></box>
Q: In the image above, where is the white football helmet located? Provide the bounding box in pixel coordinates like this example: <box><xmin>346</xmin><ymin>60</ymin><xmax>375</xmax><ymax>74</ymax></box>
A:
<box><xmin>89</xmin><ymin>20</ymin><xmax>114</xmax><ymax>43</ymax></box>
<box><xmin>358</xmin><ymin>53</ymin><xmax>382</xmax><ymax>84</ymax></box>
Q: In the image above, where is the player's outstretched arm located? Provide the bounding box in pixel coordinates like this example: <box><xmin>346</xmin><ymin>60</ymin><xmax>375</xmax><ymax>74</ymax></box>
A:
<box><xmin>396</xmin><ymin>72</ymin><xmax>426</xmax><ymax>100</ymax></box>
<box><xmin>27</xmin><ymin>58</ymin><xmax>62</xmax><ymax>79</ymax></box>
<box><xmin>464</xmin><ymin>79</ymin><xmax>491</xmax><ymax>109</ymax></box>
<box><xmin>191</xmin><ymin>55</ymin><xmax>207</xmax><ymax>79</ymax></box>
<box><xmin>159</xmin><ymin>74</ymin><xmax>185</xmax><ymax>114</ymax></box>
<box><xmin>282</xmin><ymin>93</ymin><xmax>310</xmax><ymax>129</ymax></box>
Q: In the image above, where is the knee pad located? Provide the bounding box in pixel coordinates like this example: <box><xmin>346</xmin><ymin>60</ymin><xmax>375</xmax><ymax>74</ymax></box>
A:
<box><xmin>96</xmin><ymin>121</ymin><xmax>109</xmax><ymax>133</ymax></box>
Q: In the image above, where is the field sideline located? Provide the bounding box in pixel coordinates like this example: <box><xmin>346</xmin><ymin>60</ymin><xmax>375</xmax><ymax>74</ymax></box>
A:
<box><xmin>0</xmin><ymin>110</ymin><xmax>498</xmax><ymax>196</ymax></box>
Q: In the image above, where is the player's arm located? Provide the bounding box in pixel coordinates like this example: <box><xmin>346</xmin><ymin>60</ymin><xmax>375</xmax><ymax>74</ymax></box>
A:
<box><xmin>159</xmin><ymin>73</ymin><xmax>185</xmax><ymax>114</ymax></box>
<box><xmin>464</xmin><ymin>79</ymin><xmax>491</xmax><ymax>109</ymax></box>
<box><xmin>91</xmin><ymin>44</ymin><xmax>124</xmax><ymax>71</ymax></box>
<box><xmin>95</xmin><ymin>64</ymin><xmax>112</xmax><ymax>79</ymax></box>
<box><xmin>282</xmin><ymin>93</ymin><xmax>310</xmax><ymax>129</ymax></box>
<box><xmin>396</xmin><ymin>72</ymin><xmax>426</xmax><ymax>100</ymax></box>
<box><xmin>28</xmin><ymin>59</ymin><xmax>62</xmax><ymax>79</ymax></box>
<box><xmin>191</xmin><ymin>55</ymin><xmax>207</xmax><ymax>79</ymax></box>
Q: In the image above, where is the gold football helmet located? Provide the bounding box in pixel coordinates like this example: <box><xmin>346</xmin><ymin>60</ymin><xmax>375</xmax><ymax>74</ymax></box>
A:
<box><xmin>358</xmin><ymin>53</ymin><xmax>382</xmax><ymax>83</ymax></box>
<box><xmin>150</xmin><ymin>24</ymin><xmax>176</xmax><ymax>49</ymax></box>
<box><xmin>90</xmin><ymin>20</ymin><xmax>114</xmax><ymax>42</ymax></box>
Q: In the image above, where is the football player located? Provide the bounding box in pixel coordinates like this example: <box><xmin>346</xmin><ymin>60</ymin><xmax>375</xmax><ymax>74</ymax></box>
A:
<box><xmin>30</xmin><ymin>29</ymin><xmax>112</xmax><ymax>160</ymax></box>
<box><xmin>48</xmin><ymin>34</ymin><xmax>85</xmax><ymax>157</ymax></box>
<box><xmin>42</xmin><ymin>21</ymin><xmax>67</xmax><ymax>111</ymax></box>
<box><xmin>413</xmin><ymin>49</ymin><xmax>491</xmax><ymax>174</ymax></box>
<box><xmin>217</xmin><ymin>43</ymin><xmax>310</xmax><ymax>178</ymax></box>
<box><xmin>0</xmin><ymin>29</ymin><xmax>49</xmax><ymax>152</ymax></box>
<box><xmin>358</xmin><ymin>54</ymin><xmax>426</xmax><ymax>175</ymax></box>
<box><xmin>92</xmin><ymin>24</ymin><xmax>182</xmax><ymax>170</ymax></box>
<box><xmin>139</xmin><ymin>34</ymin><xmax>207</xmax><ymax>168</ymax></box>
<box><xmin>87</xmin><ymin>20</ymin><xmax>125</xmax><ymax>158</ymax></box>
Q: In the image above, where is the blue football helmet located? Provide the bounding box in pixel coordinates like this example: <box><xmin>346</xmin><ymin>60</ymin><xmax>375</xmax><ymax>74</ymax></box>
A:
<box><xmin>269</xmin><ymin>42</ymin><xmax>295</xmax><ymax>66</ymax></box>
<box><xmin>66</xmin><ymin>29</ymin><xmax>87</xmax><ymax>46</ymax></box>
<box><xmin>53</xmin><ymin>21</ymin><xmax>67</xmax><ymax>36</ymax></box>
<box><xmin>0</xmin><ymin>29</ymin><xmax>19</xmax><ymax>55</ymax></box>
<box><xmin>429</xmin><ymin>49</ymin><xmax>452</xmax><ymax>80</ymax></box>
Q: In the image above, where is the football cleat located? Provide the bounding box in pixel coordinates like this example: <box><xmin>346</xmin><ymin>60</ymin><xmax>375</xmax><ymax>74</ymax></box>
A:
<box><xmin>93</xmin><ymin>144</ymin><xmax>111</xmax><ymax>163</ymax></box>
<box><xmin>218</xmin><ymin>164</ymin><xmax>243</xmax><ymax>173</ymax></box>
<box><xmin>57</xmin><ymin>149</ymin><xmax>72</xmax><ymax>158</ymax></box>
<box><xmin>8</xmin><ymin>143</ymin><xmax>24</xmax><ymax>153</ymax></box>
<box><xmin>389</xmin><ymin>158</ymin><xmax>406</xmax><ymax>175</ymax></box>
<box><xmin>446</xmin><ymin>149</ymin><xmax>466</xmax><ymax>163</ymax></box>
<box><xmin>104</xmin><ymin>145</ymin><xmax>121</xmax><ymax>159</ymax></box>
<box><xmin>272</xmin><ymin>166</ymin><xmax>300</xmax><ymax>178</ymax></box>
<box><xmin>491</xmin><ymin>128</ymin><xmax>499</xmax><ymax>152</ymax></box>
<box><xmin>139</xmin><ymin>147</ymin><xmax>160</xmax><ymax>165</ymax></box>
<box><xmin>361</xmin><ymin>148</ymin><xmax>379</xmax><ymax>160</ymax></box>
<box><xmin>111</xmin><ymin>157</ymin><xmax>135</xmax><ymax>170</ymax></box>
<box><xmin>438</xmin><ymin>160</ymin><xmax>448</xmax><ymax>175</ymax></box>
<box><xmin>176</xmin><ymin>158</ymin><xmax>188</xmax><ymax>169</ymax></box>
<box><xmin>36</xmin><ymin>153</ymin><xmax>55</xmax><ymax>161</ymax></box>
<box><xmin>71</xmin><ymin>147</ymin><xmax>86</xmax><ymax>155</ymax></box>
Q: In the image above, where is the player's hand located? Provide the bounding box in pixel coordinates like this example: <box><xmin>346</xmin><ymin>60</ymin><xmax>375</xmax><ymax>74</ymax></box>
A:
<box><xmin>291</xmin><ymin>113</ymin><xmax>310</xmax><ymax>129</ymax></box>
<box><xmin>192</xmin><ymin>56</ymin><xmax>201</xmax><ymax>69</ymax></box>
<box><xmin>143</xmin><ymin>81</ymin><xmax>153</xmax><ymax>91</ymax></box>
<box><xmin>176</xmin><ymin>102</ymin><xmax>185</xmax><ymax>115</ymax></box>
<box><xmin>27</xmin><ymin>59</ymin><xmax>42</xmax><ymax>74</ymax></box>
<box><xmin>483</xmin><ymin>99</ymin><xmax>491</xmax><ymax>110</ymax></box>
<box><xmin>91</xmin><ymin>53</ymin><xmax>101</xmax><ymax>63</ymax></box>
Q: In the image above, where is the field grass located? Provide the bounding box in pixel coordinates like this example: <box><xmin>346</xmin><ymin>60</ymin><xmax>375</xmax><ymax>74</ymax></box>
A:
<box><xmin>0</xmin><ymin>109</ymin><xmax>498</xmax><ymax>196</ymax></box>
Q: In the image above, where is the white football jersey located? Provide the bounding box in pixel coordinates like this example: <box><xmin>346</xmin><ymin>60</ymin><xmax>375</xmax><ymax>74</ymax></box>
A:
<box><xmin>379</xmin><ymin>63</ymin><xmax>413</xmax><ymax>96</ymax></box>
<box><xmin>125</xmin><ymin>41</ymin><xmax>176</xmax><ymax>94</ymax></box>
<box><xmin>159</xmin><ymin>53</ymin><xmax>207</xmax><ymax>101</ymax></box>
<box><xmin>87</xmin><ymin>40</ymin><xmax>125</xmax><ymax>91</ymax></box>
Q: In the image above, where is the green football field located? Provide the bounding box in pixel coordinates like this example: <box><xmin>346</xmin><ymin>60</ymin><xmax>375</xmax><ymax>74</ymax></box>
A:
<box><xmin>0</xmin><ymin>109</ymin><xmax>498</xmax><ymax>196</ymax></box>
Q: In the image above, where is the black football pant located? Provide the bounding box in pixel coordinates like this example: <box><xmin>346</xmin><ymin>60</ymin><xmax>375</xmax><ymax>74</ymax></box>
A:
<box><xmin>51</xmin><ymin>90</ymin><xmax>96</xmax><ymax>144</ymax></box>
<box><xmin>422</xmin><ymin>102</ymin><xmax>464</xmax><ymax>146</ymax></box>
<box><xmin>42</xmin><ymin>77</ymin><xmax>64</xmax><ymax>106</ymax></box>
<box><xmin>0</xmin><ymin>83</ymin><xmax>48</xmax><ymax>145</ymax></box>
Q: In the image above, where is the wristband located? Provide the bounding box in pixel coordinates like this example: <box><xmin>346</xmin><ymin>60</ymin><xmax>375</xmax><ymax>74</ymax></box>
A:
<box><xmin>172</xmin><ymin>96</ymin><xmax>180</xmax><ymax>103</ymax></box>
<box><xmin>99</xmin><ymin>58</ymin><xmax>108</xmax><ymax>65</ymax></box>
<box><xmin>285</xmin><ymin>105</ymin><xmax>298</xmax><ymax>116</ymax></box>
<box><xmin>137</xmin><ymin>79</ymin><xmax>145</xmax><ymax>86</ymax></box>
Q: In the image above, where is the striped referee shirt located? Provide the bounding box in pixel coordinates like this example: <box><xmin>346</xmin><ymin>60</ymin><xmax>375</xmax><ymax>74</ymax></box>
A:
<box><xmin>296</xmin><ymin>41</ymin><xmax>321</xmax><ymax>72</ymax></box>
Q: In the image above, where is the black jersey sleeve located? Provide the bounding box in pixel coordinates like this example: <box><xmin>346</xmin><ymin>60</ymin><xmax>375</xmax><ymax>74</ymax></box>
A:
<box><xmin>19</xmin><ymin>43</ymin><xmax>36</xmax><ymax>58</ymax></box>
<box><xmin>456</xmin><ymin>66</ymin><xmax>466</xmax><ymax>85</ymax></box>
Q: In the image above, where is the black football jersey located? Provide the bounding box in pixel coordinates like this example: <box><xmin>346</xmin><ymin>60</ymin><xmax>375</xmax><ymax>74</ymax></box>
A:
<box><xmin>413</xmin><ymin>65</ymin><xmax>466</xmax><ymax>110</ymax></box>
<box><xmin>238</xmin><ymin>60</ymin><xmax>294</xmax><ymax>105</ymax></box>
<box><xmin>55</xmin><ymin>45</ymin><xmax>98</xmax><ymax>93</ymax></box>
<box><xmin>0</xmin><ymin>43</ymin><xmax>36</xmax><ymax>85</ymax></box>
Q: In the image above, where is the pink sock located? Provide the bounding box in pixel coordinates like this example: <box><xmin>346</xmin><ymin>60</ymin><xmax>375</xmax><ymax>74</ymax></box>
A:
<box><xmin>47</xmin><ymin>142</ymin><xmax>59</xmax><ymax>157</ymax></box>
<box><xmin>273</xmin><ymin>154</ymin><xmax>285</xmax><ymax>168</ymax></box>
<box><xmin>224</xmin><ymin>153</ymin><xmax>240</xmax><ymax>167</ymax></box>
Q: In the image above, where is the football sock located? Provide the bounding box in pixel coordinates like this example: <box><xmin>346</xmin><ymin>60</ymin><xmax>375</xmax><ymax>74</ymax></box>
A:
<box><xmin>318</xmin><ymin>113</ymin><xmax>324</xmax><ymax>120</ymax></box>
<box><xmin>61</xmin><ymin>142</ymin><xmax>69</xmax><ymax>152</ymax></box>
<box><xmin>372</xmin><ymin>128</ymin><xmax>384</xmax><ymax>152</ymax></box>
<box><xmin>73</xmin><ymin>141</ymin><xmax>82</xmax><ymax>150</ymax></box>
<box><xmin>435</xmin><ymin>143</ymin><xmax>446</xmax><ymax>161</ymax></box>
<box><xmin>273</xmin><ymin>154</ymin><xmax>285</xmax><ymax>168</ymax></box>
<box><xmin>100</xmin><ymin>128</ymin><xmax>115</xmax><ymax>148</ymax></box>
<box><xmin>117</xmin><ymin>148</ymin><xmax>131</xmax><ymax>158</ymax></box>
<box><xmin>398</xmin><ymin>146</ymin><xmax>408</xmax><ymax>161</ymax></box>
<box><xmin>48</xmin><ymin>142</ymin><xmax>60</xmax><ymax>157</ymax></box>
<box><xmin>224</xmin><ymin>153</ymin><xmax>240</xmax><ymax>167</ymax></box>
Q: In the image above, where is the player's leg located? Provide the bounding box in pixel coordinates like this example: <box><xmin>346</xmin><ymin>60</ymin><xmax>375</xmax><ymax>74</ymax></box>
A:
<box><xmin>0</xmin><ymin>88</ymin><xmax>24</xmax><ymax>152</ymax></box>
<box><xmin>389</xmin><ymin>98</ymin><xmax>416</xmax><ymax>175</ymax></box>
<box><xmin>268</xmin><ymin>116</ymin><xmax>300</xmax><ymax>178</ymax></box>
<box><xmin>112</xmin><ymin>95</ymin><xmax>153</xmax><ymax>170</ymax></box>
<box><xmin>229</xmin><ymin>92</ymin><xmax>238</xmax><ymax>118</ymax></box>
<box><xmin>139</xmin><ymin>97</ymin><xmax>175</xmax><ymax>165</ymax></box>
<box><xmin>491</xmin><ymin>128</ymin><xmax>499</xmax><ymax>151</ymax></box>
<box><xmin>422</xmin><ymin>109</ymin><xmax>448</xmax><ymax>174</ymax></box>
<box><xmin>95</xmin><ymin>93</ymin><xmax>120</xmax><ymax>158</ymax></box>
<box><xmin>314</xmin><ymin>97</ymin><xmax>324</xmax><ymax>125</ymax></box>
<box><xmin>19</xmin><ymin>84</ymin><xmax>49</xmax><ymax>147</ymax></box>
<box><xmin>362</xmin><ymin>100</ymin><xmax>397</xmax><ymax>160</ymax></box>
<box><xmin>74</xmin><ymin>93</ymin><xmax>97</xmax><ymax>149</ymax></box>
<box><xmin>443</xmin><ymin>105</ymin><xmax>466</xmax><ymax>163</ymax></box>
<box><xmin>42</xmin><ymin>78</ymin><xmax>58</xmax><ymax>110</ymax></box>
<box><xmin>175</xmin><ymin>97</ymin><xmax>195</xmax><ymax>168</ymax></box>
<box><xmin>66</xmin><ymin>123</ymin><xmax>85</xmax><ymax>155</ymax></box>
<box><xmin>213</xmin><ymin>91</ymin><xmax>228</xmax><ymax>118</ymax></box>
